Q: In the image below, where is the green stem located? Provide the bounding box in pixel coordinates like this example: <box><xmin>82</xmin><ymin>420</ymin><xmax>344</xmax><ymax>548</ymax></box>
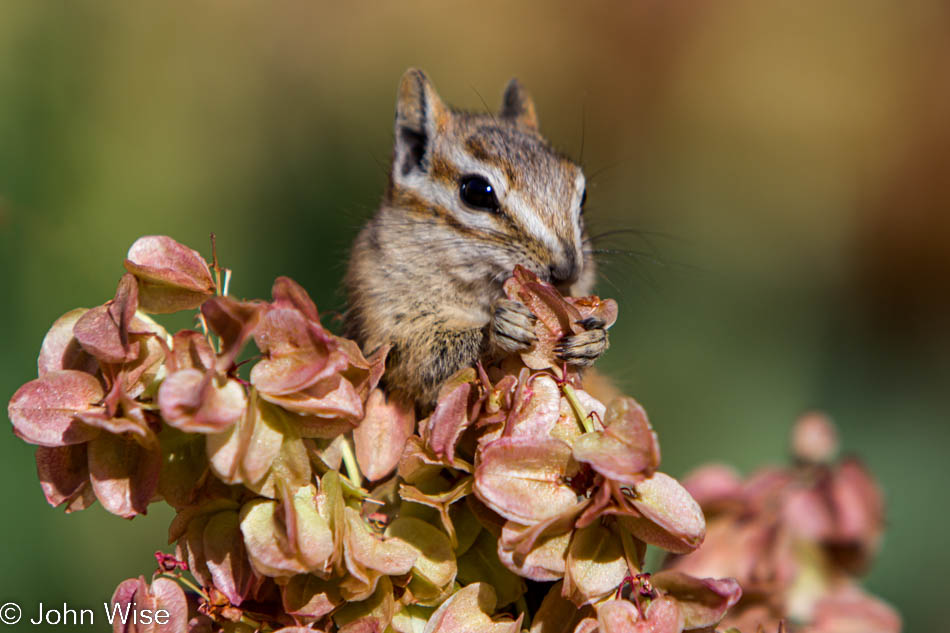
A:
<box><xmin>340</xmin><ymin>436</ymin><xmax>362</xmax><ymax>488</ymax></box>
<box><xmin>619</xmin><ymin>527</ymin><xmax>643</xmax><ymax>575</ymax></box>
<box><xmin>563</xmin><ymin>383</ymin><xmax>595</xmax><ymax>433</ymax></box>
<box><xmin>240</xmin><ymin>614</ymin><xmax>268</xmax><ymax>631</ymax></box>
<box><xmin>159</xmin><ymin>572</ymin><xmax>206</xmax><ymax>601</ymax></box>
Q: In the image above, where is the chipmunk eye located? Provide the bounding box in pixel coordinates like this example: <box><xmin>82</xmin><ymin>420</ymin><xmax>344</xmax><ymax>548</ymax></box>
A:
<box><xmin>459</xmin><ymin>175</ymin><xmax>500</xmax><ymax>212</ymax></box>
<box><xmin>580</xmin><ymin>188</ymin><xmax>587</xmax><ymax>213</ymax></box>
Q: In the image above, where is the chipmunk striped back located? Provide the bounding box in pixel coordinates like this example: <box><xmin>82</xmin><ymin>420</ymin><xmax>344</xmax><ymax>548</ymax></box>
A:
<box><xmin>345</xmin><ymin>69</ymin><xmax>599</xmax><ymax>408</ymax></box>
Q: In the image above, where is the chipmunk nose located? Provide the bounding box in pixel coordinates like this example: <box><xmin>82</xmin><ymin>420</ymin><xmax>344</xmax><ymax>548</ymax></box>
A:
<box><xmin>549</xmin><ymin>247</ymin><xmax>580</xmax><ymax>286</ymax></box>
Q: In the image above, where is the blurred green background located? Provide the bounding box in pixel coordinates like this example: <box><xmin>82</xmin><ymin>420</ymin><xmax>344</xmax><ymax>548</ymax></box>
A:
<box><xmin>1</xmin><ymin>1</ymin><xmax>947</xmax><ymax>631</ymax></box>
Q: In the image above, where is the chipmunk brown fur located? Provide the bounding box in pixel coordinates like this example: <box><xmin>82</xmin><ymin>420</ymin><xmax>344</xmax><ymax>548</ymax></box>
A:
<box><xmin>345</xmin><ymin>69</ymin><xmax>607</xmax><ymax>408</ymax></box>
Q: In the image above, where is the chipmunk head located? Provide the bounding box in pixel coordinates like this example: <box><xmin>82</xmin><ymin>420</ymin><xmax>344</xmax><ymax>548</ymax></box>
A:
<box><xmin>386</xmin><ymin>68</ymin><xmax>592</xmax><ymax>294</ymax></box>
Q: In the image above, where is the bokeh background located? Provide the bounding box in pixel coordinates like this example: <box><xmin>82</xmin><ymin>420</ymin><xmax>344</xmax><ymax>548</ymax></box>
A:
<box><xmin>2</xmin><ymin>2</ymin><xmax>948</xmax><ymax>630</ymax></box>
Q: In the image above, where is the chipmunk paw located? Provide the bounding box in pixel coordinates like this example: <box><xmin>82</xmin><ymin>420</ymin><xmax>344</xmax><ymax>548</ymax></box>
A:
<box><xmin>491</xmin><ymin>299</ymin><xmax>537</xmax><ymax>354</ymax></box>
<box><xmin>555</xmin><ymin>317</ymin><xmax>609</xmax><ymax>366</ymax></box>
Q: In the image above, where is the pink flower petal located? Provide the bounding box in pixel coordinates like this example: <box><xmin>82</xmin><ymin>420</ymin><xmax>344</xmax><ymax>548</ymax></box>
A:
<box><xmin>563</xmin><ymin>522</ymin><xmax>629</xmax><ymax>605</ymax></box>
<box><xmin>169</xmin><ymin>330</ymin><xmax>216</xmax><ymax>372</ymax></box>
<box><xmin>808</xmin><ymin>583</ymin><xmax>901</xmax><ymax>633</ymax></box>
<box><xmin>681</xmin><ymin>464</ymin><xmax>743</xmax><ymax>509</ymax></box>
<box><xmin>830</xmin><ymin>459</ymin><xmax>884</xmax><ymax>554</ymax></box>
<box><xmin>474</xmin><ymin>437</ymin><xmax>578</xmax><ymax>524</ymax></box>
<box><xmin>109</xmin><ymin>576</ymin><xmax>188</xmax><ymax>633</ymax></box>
<box><xmin>597</xmin><ymin>596</ymin><xmax>684</xmax><ymax>633</ymax></box>
<box><xmin>596</xmin><ymin>599</ymin><xmax>641</xmax><ymax>632</ymax></box>
<box><xmin>568</xmin><ymin>295</ymin><xmax>619</xmax><ymax>331</ymax></box>
<box><xmin>345</xmin><ymin>507</ymin><xmax>417</xmax><ymax>577</ymax></box>
<box><xmin>423</xmin><ymin>583</ymin><xmax>522</xmax><ymax>633</ymax></box>
<box><xmin>498</xmin><ymin>523</ymin><xmax>570</xmax><ymax>582</ymax></box>
<box><xmin>8</xmin><ymin>370</ymin><xmax>103</xmax><ymax>447</ymax></box>
<box><xmin>203</xmin><ymin>511</ymin><xmax>258</xmax><ymax>606</ymax></box>
<box><xmin>572</xmin><ymin>398</ymin><xmax>659</xmax><ymax>486</ymax></box>
<box><xmin>148</xmin><ymin>577</ymin><xmax>190</xmax><ymax>632</ymax></box>
<box><xmin>200</xmin><ymin>296</ymin><xmax>263</xmax><ymax>370</ymax></box>
<box><xmin>73</xmin><ymin>274</ymin><xmax>141</xmax><ymax>363</ymax></box>
<box><xmin>35</xmin><ymin>444</ymin><xmax>92</xmax><ymax>510</ymax></box>
<box><xmin>240</xmin><ymin>493</ymin><xmax>332</xmax><ymax>578</ymax></box>
<box><xmin>651</xmin><ymin>571</ymin><xmax>742</xmax><ymax>629</ymax></box>
<box><xmin>87</xmin><ymin>429</ymin><xmax>161</xmax><ymax>518</ymax></box>
<box><xmin>282</xmin><ymin>574</ymin><xmax>342</xmax><ymax>619</ymax></box>
<box><xmin>272</xmin><ymin>276</ymin><xmax>320</xmax><ymax>321</ymax></box>
<box><xmin>251</xmin><ymin>308</ymin><xmax>342</xmax><ymax>395</ymax></box>
<box><xmin>354</xmin><ymin>389</ymin><xmax>416</xmax><ymax>481</ymax></box>
<box><xmin>207</xmin><ymin>394</ymin><xmax>284</xmax><ymax>486</ymax></box>
<box><xmin>626</xmin><ymin>472</ymin><xmax>706</xmax><ymax>554</ymax></box>
<box><xmin>508</xmin><ymin>374</ymin><xmax>561</xmax><ymax>439</ymax></box>
<box><xmin>260</xmin><ymin>374</ymin><xmax>363</xmax><ymax>420</ymax></box>
<box><xmin>124</xmin><ymin>235</ymin><xmax>216</xmax><ymax>313</ymax></box>
<box><xmin>158</xmin><ymin>369</ymin><xmax>247</xmax><ymax>433</ymax></box>
<box><xmin>427</xmin><ymin>381</ymin><xmax>472</xmax><ymax>463</ymax></box>
<box><xmin>37</xmin><ymin>308</ymin><xmax>98</xmax><ymax>376</ymax></box>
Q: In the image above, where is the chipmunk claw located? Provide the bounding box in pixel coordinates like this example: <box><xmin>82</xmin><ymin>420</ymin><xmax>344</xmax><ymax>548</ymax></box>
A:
<box><xmin>491</xmin><ymin>299</ymin><xmax>537</xmax><ymax>354</ymax></box>
<box><xmin>556</xmin><ymin>318</ymin><xmax>609</xmax><ymax>366</ymax></box>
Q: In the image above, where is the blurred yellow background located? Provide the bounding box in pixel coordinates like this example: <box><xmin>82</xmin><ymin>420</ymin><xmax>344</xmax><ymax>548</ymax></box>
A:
<box><xmin>2</xmin><ymin>2</ymin><xmax>947</xmax><ymax>630</ymax></box>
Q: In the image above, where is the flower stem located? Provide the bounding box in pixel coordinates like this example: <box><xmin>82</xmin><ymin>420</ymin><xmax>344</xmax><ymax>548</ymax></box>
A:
<box><xmin>340</xmin><ymin>436</ymin><xmax>362</xmax><ymax>488</ymax></box>
<box><xmin>210</xmin><ymin>232</ymin><xmax>223</xmax><ymax>295</ymax></box>
<box><xmin>563</xmin><ymin>383</ymin><xmax>595</xmax><ymax>434</ymax></box>
<box><xmin>240</xmin><ymin>614</ymin><xmax>268</xmax><ymax>631</ymax></box>
<box><xmin>159</xmin><ymin>572</ymin><xmax>207</xmax><ymax>602</ymax></box>
<box><xmin>619</xmin><ymin>527</ymin><xmax>643</xmax><ymax>574</ymax></box>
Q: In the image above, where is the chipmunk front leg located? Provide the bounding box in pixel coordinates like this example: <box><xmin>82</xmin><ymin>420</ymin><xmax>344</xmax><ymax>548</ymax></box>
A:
<box><xmin>555</xmin><ymin>317</ymin><xmax>609</xmax><ymax>367</ymax></box>
<box><xmin>385</xmin><ymin>323</ymin><xmax>485</xmax><ymax>410</ymax></box>
<box><xmin>489</xmin><ymin>298</ymin><xmax>537</xmax><ymax>354</ymax></box>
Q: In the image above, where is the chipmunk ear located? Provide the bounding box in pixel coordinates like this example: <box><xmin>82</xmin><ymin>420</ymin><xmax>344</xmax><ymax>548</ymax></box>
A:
<box><xmin>499</xmin><ymin>78</ymin><xmax>538</xmax><ymax>129</ymax></box>
<box><xmin>394</xmin><ymin>68</ymin><xmax>449</xmax><ymax>177</ymax></box>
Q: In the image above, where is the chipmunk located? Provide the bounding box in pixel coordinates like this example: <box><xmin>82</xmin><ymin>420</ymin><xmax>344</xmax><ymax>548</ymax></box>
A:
<box><xmin>345</xmin><ymin>69</ymin><xmax>608</xmax><ymax>408</ymax></box>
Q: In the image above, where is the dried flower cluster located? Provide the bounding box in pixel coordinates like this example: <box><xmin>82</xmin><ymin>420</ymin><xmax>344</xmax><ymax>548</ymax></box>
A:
<box><xmin>665</xmin><ymin>413</ymin><xmax>901</xmax><ymax>632</ymax></box>
<box><xmin>7</xmin><ymin>235</ymin><xmax>897</xmax><ymax>633</ymax></box>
